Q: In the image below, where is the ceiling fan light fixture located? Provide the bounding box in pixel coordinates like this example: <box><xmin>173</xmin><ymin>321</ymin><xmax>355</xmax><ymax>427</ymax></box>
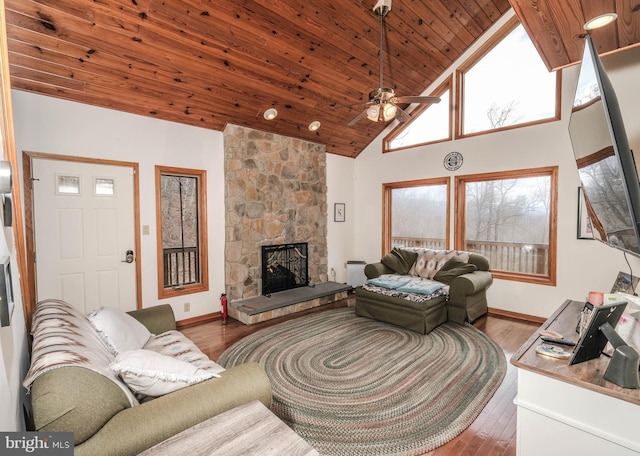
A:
<box><xmin>367</xmin><ymin>105</ymin><xmax>380</xmax><ymax>122</ymax></box>
<box><xmin>263</xmin><ymin>108</ymin><xmax>278</xmax><ymax>120</ymax></box>
<box><xmin>308</xmin><ymin>120</ymin><xmax>321</xmax><ymax>131</ymax></box>
<box><xmin>382</xmin><ymin>103</ymin><xmax>397</xmax><ymax>121</ymax></box>
<box><xmin>584</xmin><ymin>13</ymin><xmax>617</xmax><ymax>30</ymax></box>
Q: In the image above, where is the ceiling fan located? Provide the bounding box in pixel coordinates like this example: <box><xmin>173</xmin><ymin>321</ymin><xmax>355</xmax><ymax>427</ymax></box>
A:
<box><xmin>346</xmin><ymin>0</ymin><xmax>441</xmax><ymax>126</ymax></box>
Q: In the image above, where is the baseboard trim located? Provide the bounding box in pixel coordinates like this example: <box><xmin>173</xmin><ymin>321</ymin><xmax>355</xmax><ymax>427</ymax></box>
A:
<box><xmin>177</xmin><ymin>312</ymin><xmax>220</xmax><ymax>329</ymax></box>
<box><xmin>487</xmin><ymin>307</ymin><xmax>546</xmax><ymax>324</ymax></box>
<box><xmin>177</xmin><ymin>307</ymin><xmax>545</xmax><ymax>328</ymax></box>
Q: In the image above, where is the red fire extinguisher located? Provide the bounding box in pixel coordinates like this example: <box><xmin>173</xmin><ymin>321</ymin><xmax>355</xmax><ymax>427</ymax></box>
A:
<box><xmin>220</xmin><ymin>293</ymin><xmax>228</xmax><ymax>325</ymax></box>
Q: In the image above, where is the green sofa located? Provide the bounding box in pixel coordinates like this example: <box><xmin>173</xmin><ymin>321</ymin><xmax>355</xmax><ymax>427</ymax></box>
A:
<box><xmin>355</xmin><ymin>248</ymin><xmax>493</xmax><ymax>333</ymax></box>
<box><xmin>24</xmin><ymin>300</ymin><xmax>272</xmax><ymax>456</ymax></box>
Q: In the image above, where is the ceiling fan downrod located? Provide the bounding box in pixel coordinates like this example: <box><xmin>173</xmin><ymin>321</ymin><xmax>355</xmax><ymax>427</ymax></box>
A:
<box><xmin>374</xmin><ymin>0</ymin><xmax>392</xmax><ymax>91</ymax></box>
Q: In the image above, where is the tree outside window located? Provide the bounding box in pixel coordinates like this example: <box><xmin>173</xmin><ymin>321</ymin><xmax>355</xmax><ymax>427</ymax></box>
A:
<box><xmin>457</xmin><ymin>19</ymin><xmax>560</xmax><ymax>137</ymax></box>
<box><xmin>455</xmin><ymin>167</ymin><xmax>557</xmax><ymax>285</ymax></box>
<box><xmin>383</xmin><ymin>178</ymin><xmax>450</xmax><ymax>254</ymax></box>
<box><xmin>155</xmin><ymin>166</ymin><xmax>209</xmax><ymax>298</ymax></box>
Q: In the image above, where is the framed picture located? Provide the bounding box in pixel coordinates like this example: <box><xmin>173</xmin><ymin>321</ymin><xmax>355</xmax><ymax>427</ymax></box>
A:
<box><xmin>610</xmin><ymin>271</ymin><xmax>640</xmax><ymax>294</ymax></box>
<box><xmin>334</xmin><ymin>203</ymin><xmax>345</xmax><ymax>222</ymax></box>
<box><xmin>577</xmin><ymin>187</ymin><xmax>593</xmax><ymax>239</ymax></box>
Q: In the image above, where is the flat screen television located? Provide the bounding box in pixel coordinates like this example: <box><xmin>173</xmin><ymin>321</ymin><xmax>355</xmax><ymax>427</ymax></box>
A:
<box><xmin>569</xmin><ymin>34</ymin><xmax>640</xmax><ymax>257</ymax></box>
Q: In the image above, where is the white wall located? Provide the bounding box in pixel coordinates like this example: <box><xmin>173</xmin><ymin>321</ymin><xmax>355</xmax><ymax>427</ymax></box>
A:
<box><xmin>326</xmin><ymin>154</ymin><xmax>356</xmax><ymax>283</ymax></box>
<box><xmin>352</xmin><ymin>17</ymin><xmax>640</xmax><ymax>319</ymax></box>
<box><xmin>11</xmin><ymin>91</ymin><xmax>226</xmax><ymax>321</ymax></box>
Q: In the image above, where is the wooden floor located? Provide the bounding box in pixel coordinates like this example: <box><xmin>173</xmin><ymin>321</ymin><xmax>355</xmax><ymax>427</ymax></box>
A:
<box><xmin>181</xmin><ymin>295</ymin><xmax>540</xmax><ymax>456</ymax></box>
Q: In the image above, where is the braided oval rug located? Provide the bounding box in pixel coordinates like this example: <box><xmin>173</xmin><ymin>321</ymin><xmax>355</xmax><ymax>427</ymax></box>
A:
<box><xmin>218</xmin><ymin>307</ymin><xmax>506</xmax><ymax>456</ymax></box>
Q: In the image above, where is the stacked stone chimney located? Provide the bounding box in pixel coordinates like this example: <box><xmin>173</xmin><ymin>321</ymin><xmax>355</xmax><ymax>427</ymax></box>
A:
<box><xmin>223</xmin><ymin>125</ymin><xmax>328</xmax><ymax>301</ymax></box>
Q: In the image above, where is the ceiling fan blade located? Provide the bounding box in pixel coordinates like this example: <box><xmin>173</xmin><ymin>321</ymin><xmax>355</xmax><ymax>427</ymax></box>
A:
<box><xmin>395</xmin><ymin>95</ymin><xmax>441</xmax><ymax>104</ymax></box>
<box><xmin>347</xmin><ymin>109</ymin><xmax>369</xmax><ymax>126</ymax></box>
<box><xmin>395</xmin><ymin>107</ymin><xmax>411</xmax><ymax>122</ymax></box>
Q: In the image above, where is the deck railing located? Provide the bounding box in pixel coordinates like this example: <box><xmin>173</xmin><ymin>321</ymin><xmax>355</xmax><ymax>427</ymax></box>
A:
<box><xmin>391</xmin><ymin>237</ymin><xmax>548</xmax><ymax>275</ymax></box>
<box><xmin>163</xmin><ymin>246</ymin><xmax>199</xmax><ymax>288</ymax></box>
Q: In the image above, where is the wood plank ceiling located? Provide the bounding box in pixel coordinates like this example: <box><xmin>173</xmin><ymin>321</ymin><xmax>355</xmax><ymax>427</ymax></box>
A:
<box><xmin>4</xmin><ymin>1</ymin><xmax>640</xmax><ymax>158</ymax></box>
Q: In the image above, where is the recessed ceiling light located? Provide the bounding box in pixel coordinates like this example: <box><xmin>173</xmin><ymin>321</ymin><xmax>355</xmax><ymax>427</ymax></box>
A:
<box><xmin>584</xmin><ymin>13</ymin><xmax>617</xmax><ymax>30</ymax></box>
<box><xmin>308</xmin><ymin>121</ymin><xmax>321</xmax><ymax>131</ymax></box>
<box><xmin>263</xmin><ymin>108</ymin><xmax>278</xmax><ymax>120</ymax></box>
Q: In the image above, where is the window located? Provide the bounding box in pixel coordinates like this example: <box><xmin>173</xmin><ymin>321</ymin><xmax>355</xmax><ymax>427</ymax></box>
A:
<box><xmin>384</xmin><ymin>78</ymin><xmax>452</xmax><ymax>152</ymax></box>
<box><xmin>155</xmin><ymin>166</ymin><xmax>209</xmax><ymax>298</ymax></box>
<box><xmin>455</xmin><ymin>167</ymin><xmax>557</xmax><ymax>285</ymax></box>
<box><xmin>456</xmin><ymin>17</ymin><xmax>560</xmax><ymax>137</ymax></box>
<box><xmin>382</xmin><ymin>178</ymin><xmax>450</xmax><ymax>254</ymax></box>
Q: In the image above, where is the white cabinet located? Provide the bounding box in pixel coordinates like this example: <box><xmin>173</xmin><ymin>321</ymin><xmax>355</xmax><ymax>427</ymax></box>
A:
<box><xmin>512</xmin><ymin>300</ymin><xmax>640</xmax><ymax>456</ymax></box>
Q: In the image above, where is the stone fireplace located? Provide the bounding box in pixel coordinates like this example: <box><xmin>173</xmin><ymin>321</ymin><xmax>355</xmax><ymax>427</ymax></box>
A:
<box><xmin>223</xmin><ymin>125</ymin><xmax>328</xmax><ymax>301</ymax></box>
<box><xmin>261</xmin><ymin>243</ymin><xmax>309</xmax><ymax>295</ymax></box>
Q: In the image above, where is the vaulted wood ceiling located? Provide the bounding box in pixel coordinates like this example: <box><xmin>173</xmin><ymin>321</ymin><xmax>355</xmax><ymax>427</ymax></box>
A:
<box><xmin>4</xmin><ymin>1</ymin><xmax>640</xmax><ymax>158</ymax></box>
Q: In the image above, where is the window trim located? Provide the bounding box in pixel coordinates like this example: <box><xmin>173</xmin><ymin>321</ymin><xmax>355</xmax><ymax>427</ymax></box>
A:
<box><xmin>455</xmin><ymin>16</ymin><xmax>562</xmax><ymax>139</ymax></box>
<box><xmin>155</xmin><ymin>165</ymin><xmax>209</xmax><ymax>298</ymax></box>
<box><xmin>454</xmin><ymin>166</ymin><xmax>558</xmax><ymax>286</ymax></box>
<box><xmin>382</xmin><ymin>177</ymin><xmax>451</xmax><ymax>256</ymax></box>
<box><xmin>383</xmin><ymin>77</ymin><xmax>453</xmax><ymax>153</ymax></box>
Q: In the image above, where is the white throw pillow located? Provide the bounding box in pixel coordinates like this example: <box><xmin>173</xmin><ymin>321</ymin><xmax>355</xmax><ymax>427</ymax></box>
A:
<box><xmin>110</xmin><ymin>349</ymin><xmax>220</xmax><ymax>397</ymax></box>
<box><xmin>88</xmin><ymin>307</ymin><xmax>152</xmax><ymax>356</ymax></box>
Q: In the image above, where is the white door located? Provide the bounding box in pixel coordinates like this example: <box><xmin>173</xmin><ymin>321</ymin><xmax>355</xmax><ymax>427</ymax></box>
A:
<box><xmin>32</xmin><ymin>158</ymin><xmax>137</xmax><ymax>314</ymax></box>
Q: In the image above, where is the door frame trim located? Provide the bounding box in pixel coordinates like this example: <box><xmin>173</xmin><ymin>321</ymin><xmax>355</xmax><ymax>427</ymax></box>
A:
<box><xmin>23</xmin><ymin>151</ymin><xmax>142</xmax><ymax>327</ymax></box>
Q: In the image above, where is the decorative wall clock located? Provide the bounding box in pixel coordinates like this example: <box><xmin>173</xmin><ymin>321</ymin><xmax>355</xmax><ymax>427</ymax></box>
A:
<box><xmin>444</xmin><ymin>151</ymin><xmax>463</xmax><ymax>171</ymax></box>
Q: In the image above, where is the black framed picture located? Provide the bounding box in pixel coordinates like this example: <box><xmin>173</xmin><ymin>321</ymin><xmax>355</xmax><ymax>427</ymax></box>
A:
<box><xmin>334</xmin><ymin>203</ymin><xmax>345</xmax><ymax>222</ymax></box>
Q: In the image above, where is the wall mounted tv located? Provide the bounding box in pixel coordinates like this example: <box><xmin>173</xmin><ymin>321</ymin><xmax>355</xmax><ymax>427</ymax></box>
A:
<box><xmin>569</xmin><ymin>34</ymin><xmax>640</xmax><ymax>257</ymax></box>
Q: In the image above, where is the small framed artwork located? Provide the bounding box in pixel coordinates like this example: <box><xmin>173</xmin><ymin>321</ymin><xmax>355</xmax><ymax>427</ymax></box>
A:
<box><xmin>334</xmin><ymin>203</ymin><xmax>345</xmax><ymax>222</ymax></box>
<box><xmin>610</xmin><ymin>271</ymin><xmax>640</xmax><ymax>294</ymax></box>
<box><xmin>577</xmin><ymin>187</ymin><xmax>593</xmax><ymax>239</ymax></box>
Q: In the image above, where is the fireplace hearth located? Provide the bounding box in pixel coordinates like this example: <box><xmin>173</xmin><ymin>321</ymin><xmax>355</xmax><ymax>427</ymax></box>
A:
<box><xmin>261</xmin><ymin>243</ymin><xmax>309</xmax><ymax>296</ymax></box>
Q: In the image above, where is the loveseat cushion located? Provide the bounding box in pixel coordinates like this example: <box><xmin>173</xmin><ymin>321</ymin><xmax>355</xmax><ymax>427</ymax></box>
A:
<box><xmin>381</xmin><ymin>247</ymin><xmax>419</xmax><ymax>275</ymax></box>
<box><xmin>88</xmin><ymin>307</ymin><xmax>152</xmax><ymax>356</ymax></box>
<box><xmin>408</xmin><ymin>249</ymin><xmax>471</xmax><ymax>279</ymax></box>
<box><xmin>433</xmin><ymin>256</ymin><xmax>478</xmax><ymax>285</ymax></box>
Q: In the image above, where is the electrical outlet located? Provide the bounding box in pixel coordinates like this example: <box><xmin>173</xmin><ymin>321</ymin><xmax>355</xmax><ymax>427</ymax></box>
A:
<box><xmin>184</xmin><ymin>302</ymin><xmax>190</xmax><ymax>312</ymax></box>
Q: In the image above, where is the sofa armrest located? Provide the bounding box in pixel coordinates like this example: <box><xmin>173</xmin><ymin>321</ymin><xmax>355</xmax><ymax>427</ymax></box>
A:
<box><xmin>448</xmin><ymin>271</ymin><xmax>493</xmax><ymax>303</ymax></box>
<box><xmin>364</xmin><ymin>262</ymin><xmax>394</xmax><ymax>279</ymax></box>
<box><xmin>127</xmin><ymin>304</ymin><xmax>176</xmax><ymax>334</ymax></box>
<box><xmin>75</xmin><ymin>362</ymin><xmax>272</xmax><ymax>456</ymax></box>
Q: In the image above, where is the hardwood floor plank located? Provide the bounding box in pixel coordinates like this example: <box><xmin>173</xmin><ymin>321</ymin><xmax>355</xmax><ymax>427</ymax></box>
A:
<box><xmin>181</xmin><ymin>297</ymin><xmax>539</xmax><ymax>456</ymax></box>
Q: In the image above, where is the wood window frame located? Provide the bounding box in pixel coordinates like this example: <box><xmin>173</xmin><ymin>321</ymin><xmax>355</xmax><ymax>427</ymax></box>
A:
<box><xmin>454</xmin><ymin>166</ymin><xmax>558</xmax><ymax>286</ymax></box>
<box><xmin>455</xmin><ymin>16</ymin><xmax>562</xmax><ymax>139</ymax></box>
<box><xmin>155</xmin><ymin>165</ymin><xmax>209</xmax><ymax>299</ymax></box>
<box><xmin>383</xmin><ymin>77</ymin><xmax>453</xmax><ymax>153</ymax></box>
<box><xmin>382</xmin><ymin>177</ymin><xmax>451</xmax><ymax>256</ymax></box>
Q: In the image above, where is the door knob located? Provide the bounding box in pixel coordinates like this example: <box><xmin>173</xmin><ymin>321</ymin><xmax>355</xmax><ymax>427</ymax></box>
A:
<box><xmin>122</xmin><ymin>250</ymin><xmax>134</xmax><ymax>263</ymax></box>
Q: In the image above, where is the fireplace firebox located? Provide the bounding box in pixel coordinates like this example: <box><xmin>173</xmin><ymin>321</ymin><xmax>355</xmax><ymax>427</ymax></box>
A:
<box><xmin>261</xmin><ymin>243</ymin><xmax>309</xmax><ymax>295</ymax></box>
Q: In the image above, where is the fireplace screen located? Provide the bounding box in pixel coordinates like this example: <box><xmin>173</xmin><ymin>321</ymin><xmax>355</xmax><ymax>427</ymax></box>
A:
<box><xmin>261</xmin><ymin>243</ymin><xmax>309</xmax><ymax>295</ymax></box>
